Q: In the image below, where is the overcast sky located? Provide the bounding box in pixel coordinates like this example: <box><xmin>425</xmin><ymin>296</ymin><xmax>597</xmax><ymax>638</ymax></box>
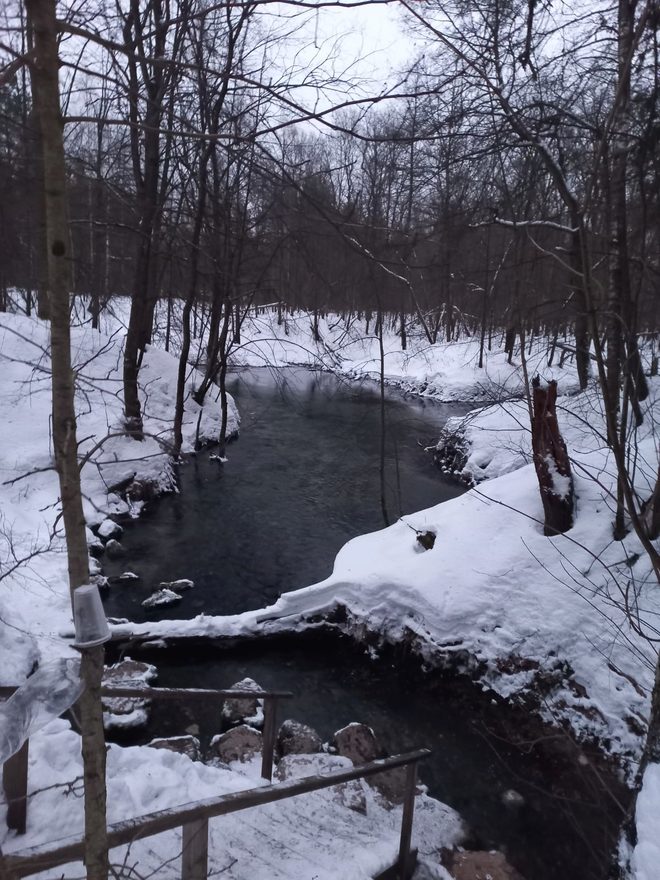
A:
<box><xmin>261</xmin><ymin>1</ymin><xmax>421</xmax><ymax>111</ymax></box>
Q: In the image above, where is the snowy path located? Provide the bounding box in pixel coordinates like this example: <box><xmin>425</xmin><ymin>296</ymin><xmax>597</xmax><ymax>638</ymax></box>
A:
<box><xmin>1</xmin><ymin>721</ymin><xmax>462</xmax><ymax>880</ymax></box>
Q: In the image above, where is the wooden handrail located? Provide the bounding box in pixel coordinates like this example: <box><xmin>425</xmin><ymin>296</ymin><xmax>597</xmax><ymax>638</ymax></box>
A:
<box><xmin>101</xmin><ymin>686</ymin><xmax>293</xmax><ymax>700</ymax></box>
<box><xmin>101</xmin><ymin>685</ymin><xmax>292</xmax><ymax>780</ymax></box>
<box><xmin>2</xmin><ymin>749</ymin><xmax>431</xmax><ymax>879</ymax></box>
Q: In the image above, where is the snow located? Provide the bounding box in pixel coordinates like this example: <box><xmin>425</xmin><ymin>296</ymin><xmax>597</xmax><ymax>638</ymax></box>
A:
<box><xmin>97</xmin><ymin>297</ymin><xmax>583</xmax><ymax>402</ymax></box>
<box><xmin>2</xmin><ymin>303</ymin><xmax>659</xmax><ymax>878</ymax></box>
<box><xmin>630</xmin><ymin>763</ymin><xmax>660</xmax><ymax>880</ymax></box>
<box><xmin>1</xmin><ymin>716</ymin><xmax>464</xmax><ymax>879</ymax></box>
<box><xmin>0</xmin><ymin>311</ymin><xmax>238</xmax><ymax>683</ymax></box>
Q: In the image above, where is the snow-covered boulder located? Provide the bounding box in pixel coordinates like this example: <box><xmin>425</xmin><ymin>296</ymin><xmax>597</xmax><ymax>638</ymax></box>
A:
<box><xmin>102</xmin><ymin>658</ymin><xmax>157</xmax><ymax>732</ymax></box>
<box><xmin>221</xmin><ymin>678</ymin><xmax>263</xmax><ymax>728</ymax></box>
<box><xmin>212</xmin><ymin>724</ymin><xmax>262</xmax><ymax>763</ymax></box>
<box><xmin>97</xmin><ymin>519</ymin><xmax>123</xmax><ymax>540</ymax></box>
<box><xmin>333</xmin><ymin>722</ymin><xmax>382</xmax><ymax>764</ymax></box>
<box><xmin>277</xmin><ymin>719</ymin><xmax>323</xmax><ymax>756</ymax></box>
<box><xmin>86</xmin><ymin>527</ymin><xmax>104</xmax><ymax>557</ymax></box>
<box><xmin>277</xmin><ymin>753</ymin><xmax>367</xmax><ymax>813</ymax></box>
<box><xmin>148</xmin><ymin>735</ymin><xmax>200</xmax><ymax>762</ymax></box>
<box><xmin>112</xmin><ymin>571</ymin><xmax>140</xmax><ymax>583</ymax></box>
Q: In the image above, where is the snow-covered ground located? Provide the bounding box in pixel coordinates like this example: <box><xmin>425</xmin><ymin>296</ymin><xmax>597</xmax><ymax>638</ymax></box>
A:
<box><xmin>2</xmin><ymin>301</ymin><xmax>659</xmax><ymax>878</ymax></box>
<box><xmin>1</xmin><ymin>719</ymin><xmax>463</xmax><ymax>879</ymax></box>
<box><xmin>97</xmin><ymin>295</ymin><xmax>583</xmax><ymax>402</ymax></box>
<box><xmin>0</xmin><ymin>312</ymin><xmax>238</xmax><ymax>682</ymax></box>
<box><xmin>0</xmin><ymin>307</ymin><xmax>465</xmax><ymax>878</ymax></box>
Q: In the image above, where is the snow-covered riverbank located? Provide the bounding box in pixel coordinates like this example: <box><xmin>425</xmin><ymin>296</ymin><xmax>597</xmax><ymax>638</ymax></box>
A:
<box><xmin>2</xmin><ymin>305</ymin><xmax>659</xmax><ymax>879</ymax></box>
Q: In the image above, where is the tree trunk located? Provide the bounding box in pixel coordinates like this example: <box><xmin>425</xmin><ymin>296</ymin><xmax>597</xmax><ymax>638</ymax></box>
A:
<box><xmin>26</xmin><ymin>2</ymin><xmax>108</xmax><ymax>878</ymax></box>
<box><xmin>377</xmin><ymin>307</ymin><xmax>390</xmax><ymax>527</ymax></box>
<box><xmin>531</xmin><ymin>377</ymin><xmax>575</xmax><ymax>536</ymax></box>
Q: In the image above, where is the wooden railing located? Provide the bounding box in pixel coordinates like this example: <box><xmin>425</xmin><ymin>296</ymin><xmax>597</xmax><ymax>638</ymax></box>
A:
<box><xmin>1</xmin><ymin>685</ymin><xmax>292</xmax><ymax>837</ymax></box>
<box><xmin>100</xmin><ymin>685</ymin><xmax>293</xmax><ymax>782</ymax></box>
<box><xmin>1</xmin><ymin>748</ymin><xmax>430</xmax><ymax>880</ymax></box>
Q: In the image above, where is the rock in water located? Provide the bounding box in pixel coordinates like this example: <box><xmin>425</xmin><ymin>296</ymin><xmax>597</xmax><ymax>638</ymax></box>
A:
<box><xmin>97</xmin><ymin>518</ymin><xmax>123</xmax><ymax>540</ymax></box>
<box><xmin>158</xmin><ymin>578</ymin><xmax>194</xmax><ymax>592</ymax></box>
<box><xmin>142</xmin><ymin>588</ymin><xmax>182</xmax><ymax>609</ymax></box>
<box><xmin>277</xmin><ymin>753</ymin><xmax>367</xmax><ymax>814</ymax></box>
<box><xmin>277</xmin><ymin>719</ymin><xmax>323</xmax><ymax>756</ymax></box>
<box><xmin>102</xmin><ymin>658</ymin><xmax>157</xmax><ymax>732</ymax></box>
<box><xmin>212</xmin><ymin>725</ymin><xmax>262</xmax><ymax>763</ymax></box>
<box><xmin>333</xmin><ymin>721</ymin><xmax>408</xmax><ymax>805</ymax></box>
<box><xmin>447</xmin><ymin>850</ymin><xmax>526</xmax><ymax>880</ymax></box>
<box><xmin>333</xmin><ymin>722</ymin><xmax>382</xmax><ymax>764</ymax></box>
<box><xmin>221</xmin><ymin>678</ymin><xmax>264</xmax><ymax>727</ymax></box>
<box><xmin>148</xmin><ymin>735</ymin><xmax>200</xmax><ymax>761</ymax></box>
<box><xmin>105</xmin><ymin>538</ymin><xmax>126</xmax><ymax>559</ymax></box>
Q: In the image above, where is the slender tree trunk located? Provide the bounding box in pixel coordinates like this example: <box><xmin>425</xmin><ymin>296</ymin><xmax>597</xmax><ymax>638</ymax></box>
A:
<box><xmin>378</xmin><ymin>307</ymin><xmax>390</xmax><ymax>527</ymax></box>
<box><xmin>26</xmin><ymin>3</ymin><xmax>108</xmax><ymax>878</ymax></box>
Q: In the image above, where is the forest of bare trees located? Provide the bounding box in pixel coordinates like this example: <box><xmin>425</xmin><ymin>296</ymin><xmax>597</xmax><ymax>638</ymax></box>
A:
<box><xmin>2</xmin><ymin>1</ymin><xmax>658</xmax><ymax>353</ymax></box>
<box><xmin>1</xmin><ymin>2</ymin><xmax>660</xmax><ymax>875</ymax></box>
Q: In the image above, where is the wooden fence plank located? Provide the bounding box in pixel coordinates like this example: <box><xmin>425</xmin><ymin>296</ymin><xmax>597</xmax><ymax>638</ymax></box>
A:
<box><xmin>181</xmin><ymin>818</ymin><xmax>208</xmax><ymax>880</ymax></box>
<box><xmin>100</xmin><ymin>687</ymin><xmax>292</xmax><ymax>701</ymax></box>
<box><xmin>3</xmin><ymin>749</ymin><xmax>431</xmax><ymax>878</ymax></box>
<box><xmin>397</xmin><ymin>763</ymin><xmax>418</xmax><ymax>879</ymax></box>
<box><xmin>3</xmin><ymin>741</ymin><xmax>29</xmax><ymax>835</ymax></box>
<box><xmin>260</xmin><ymin>696</ymin><xmax>277</xmax><ymax>781</ymax></box>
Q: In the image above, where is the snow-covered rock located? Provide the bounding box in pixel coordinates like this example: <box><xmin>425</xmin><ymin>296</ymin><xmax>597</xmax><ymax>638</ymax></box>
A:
<box><xmin>102</xmin><ymin>658</ymin><xmax>157</xmax><ymax>731</ymax></box>
<box><xmin>97</xmin><ymin>519</ymin><xmax>123</xmax><ymax>540</ymax></box>
<box><xmin>334</xmin><ymin>722</ymin><xmax>382</xmax><ymax>764</ymax></box>
<box><xmin>277</xmin><ymin>719</ymin><xmax>323</xmax><ymax>756</ymax></box>
<box><xmin>212</xmin><ymin>725</ymin><xmax>262</xmax><ymax>764</ymax></box>
<box><xmin>148</xmin><ymin>735</ymin><xmax>201</xmax><ymax>761</ymax></box>
<box><xmin>222</xmin><ymin>678</ymin><xmax>264</xmax><ymax>727</ymax></box>
<box><xmin>113</xmin><ymin>571</ymin><xmax>140</xmax><ymax>582</ymax></box>
<box><xmin>142</xmin><ymin>588</ymin><xmax>182</xmax><ymax>609</ymax></box>
<box><xmin>158</xmin><ymin>578</ymin><xmax>194</xmax><ymax>592</ymax></box>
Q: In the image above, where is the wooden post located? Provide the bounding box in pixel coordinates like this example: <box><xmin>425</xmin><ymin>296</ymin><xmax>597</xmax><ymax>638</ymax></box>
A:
<box><xmin>3</xmin><ymin>741</ymin><xmax>29</xmax><ymax>834</ymax></box>
<box><xmin>0</xmin><ymin>846</ymin><xmax>18</xmax><ymax>880</ymax></box>
<box><xmin>1</xmin><ymin>686</ymin><xmax>28</xmax><ymax>836</ymax></box>
<box><xmin>396</xmin><ymin>763</ymin><xmax>417</xmax><ymax>880</ymax></box>
<box><xmin>261</xmin><ymin>696</ymin><xmax>277</xmax><ymax>781</ymax></box>
<box><xmin>181</xmin><ymin>818</ymin><xmax>208</xmax><ymax>880</ymax></box>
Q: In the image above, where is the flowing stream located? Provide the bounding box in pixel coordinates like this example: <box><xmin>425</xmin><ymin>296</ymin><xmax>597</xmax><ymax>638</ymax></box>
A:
<box><xmin>103</xmin><ymin>368</ymin><xmax>628</xmax><ymax>880</ymax></box>
<box><xmin>103</xmin><ymin>367</ymin><xmax>469</xmax><ymax>620</ymax></box>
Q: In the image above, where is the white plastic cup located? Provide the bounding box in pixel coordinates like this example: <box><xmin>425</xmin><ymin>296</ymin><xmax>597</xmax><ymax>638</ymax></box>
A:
<box><xmin>73</xmin><ymin>584</ymin><xmax>111</xmax><ymax>648</ymax></box>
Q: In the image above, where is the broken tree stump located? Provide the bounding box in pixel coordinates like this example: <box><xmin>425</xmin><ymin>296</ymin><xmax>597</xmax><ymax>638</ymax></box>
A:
<box><xmin>531</xmin><ymin>377</ymin><xmax>575</xmax><ymax>536</ymax></box>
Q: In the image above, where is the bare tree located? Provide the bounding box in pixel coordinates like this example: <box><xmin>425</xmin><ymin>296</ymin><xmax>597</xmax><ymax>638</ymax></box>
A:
<box><xmin>24</xmin><ymin>0</ymin><xmax>108</xmax><ymax>876</ymax></box>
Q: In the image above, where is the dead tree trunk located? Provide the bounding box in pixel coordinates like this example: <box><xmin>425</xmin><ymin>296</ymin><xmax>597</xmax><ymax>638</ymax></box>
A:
<box><xmin>531</xmin><ymin>377</ymin><xmax>575</xmax><ymax>536</ymax></box>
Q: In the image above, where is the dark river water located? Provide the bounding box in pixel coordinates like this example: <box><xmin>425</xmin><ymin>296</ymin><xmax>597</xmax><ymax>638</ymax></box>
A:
<box><xmin>103</xmin><ymin>368</ymin><xmax>628</xmax><ymax>880</ymax></box>
<box><xmin>103</xmin><ymin>367</ymin><xmax>469</xmax><ymax>621</ymax></box>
